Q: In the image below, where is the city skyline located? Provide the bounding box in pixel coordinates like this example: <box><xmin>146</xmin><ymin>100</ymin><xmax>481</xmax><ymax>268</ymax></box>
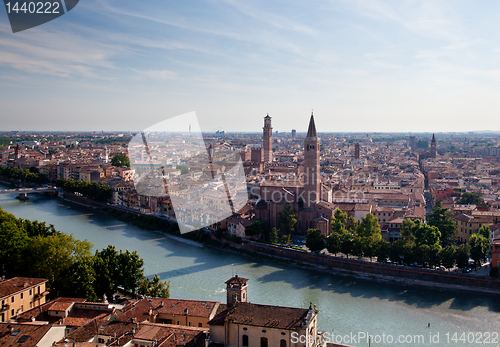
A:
<box><xmin>1</xmin><ymin>1</ymin><xmax>500</xmax><ymax>132</ymax></box>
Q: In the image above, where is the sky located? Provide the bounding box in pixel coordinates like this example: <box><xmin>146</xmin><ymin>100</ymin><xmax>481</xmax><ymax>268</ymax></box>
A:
<box><xmin>1</xmin><ymin>0</ymin><xmax>500</xmax><ymax>133</ymax></box>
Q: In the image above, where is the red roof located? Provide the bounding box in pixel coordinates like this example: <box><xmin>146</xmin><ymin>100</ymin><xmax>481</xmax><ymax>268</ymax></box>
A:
<box><xmin>0</xmin><ymin>277</ymin><xmax>47</xmax><ymax>300</ymax></box>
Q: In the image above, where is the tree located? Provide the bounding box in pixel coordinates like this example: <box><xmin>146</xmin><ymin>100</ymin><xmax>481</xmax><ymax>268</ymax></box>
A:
<box><xmin>347</xmin><ymin>216</ymin><xmax>359</xmax><ymax>234</ymax></box>
<box><xmin>440</xmin><ymin>246</ymin><xmax>456</xmax><ymax>271</ymax></box>
<box><xmin>111</xmin><ymin>153</ymin><xmax>130</xmax><ymax>167</ymax></box>
<box><xmin>25</xmin><ymin>233</ymin><xmax>93</xmax><ymax>298</ymax></box>
<box><xmin>305</xmin><ymin>229</ymin><xmax>326</xmax><ymax>252</ymax></box>
<box><xmin>356</xmin><ymin>213</ymin><xmax>381</xmax><ymax>239</ymax></box>
<box><xmin>138</xmin><ymin>274</ymin><xmax>170</xmax><ymax>298</ymax></box>
<box><xmin>176</xmin><ymin>165</ymin><xmax>189</xmax><ymax>175</ymax></box>
<box><xmin>455</xmin><ymin>244</ymin><xmax>470</xmax><ymax>269</ymax></box>
<box><xmin>355</xmin><ymin>213</ymin><xmax>381</xmax><ymax>260</ymax></box>
<box><xmin>330</xmin><ymin>209</ymin><xmax>348</xmax><ymax>233</ymax></box>
<box><xmin>478</xmin><ymin>225</ymin><xmax>491</xmax><ymax>240</ymax></box>
<box><xmin>400</xmin><ymin>219</ymin><xmax>416</xmax><ymax>243</ymax></box>
<box><xmin>427</xmin><ymin>244</ymin><xmax>442</xmax><ymax>268</ymax></box>
<box><xmin>340</xmin><ymin>232</ymin><xmax>354</xmax><ymax>258</ymax></box>
<box><xmin>427</xmin><ymin>200</ymin><xmax>457</xmax><ymax>246</ymax></box>
<box><xmin>469</xmin><ymin>234</ymin><xmax>489</xmax><ymax>270</ymax></box>
<box><xmin>281</xmin><ymin>234</ymin><xmax>291</xmax><ymax>245</ymax></box>
<box><xmin>376</xmin><ymin>239</ymin><xmax>391</xmax><ymax>262</ymax></box>
<box><xmin>117</xmin><ymin>249</ymin><xmax>144</xmax><ymax>295</ymax></box>
<box><xmin>457</xmin><ymin>192</ymin><xmax>483</xmax><ymax>205</ymax></box>
<box><xmin>277</xmin><ymin>204</ymin><xmax>297</xmax><ymax>236</ymax></box>
<box><xmin>326</xmin><ymin>231</ymin><xmax>342</xmax><ymax>256</ymax></box>
<box><xmin>270</xmin><ymin>227</ymin><xmax>278</xmax><ymax>243</ymax></box>
<box><xmin>412</xmin><ymin>222</ymin><xmax>441</xmax><ymax>247</ymax></box>
<box><xmin>245</xmin><ymin>221</ymin><xmax>267</xmax><ymax>240</ymax></box>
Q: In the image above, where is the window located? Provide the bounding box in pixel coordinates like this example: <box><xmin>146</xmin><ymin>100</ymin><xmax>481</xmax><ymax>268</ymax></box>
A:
<box><xmin>29</xmin><ymin>289</ymin><xmax>32</xmax><ymax>296</ymax></box>
<box><xmin>11</xmin><ymin>296</ymin><xmax>14</xmax><ymax>303</ymax></box>
<box><xmin>20</xmin><ymin>293</ymin><xmax>23</xmax><ymax>299</ymax></box>
<box><xmin>18</xmin><ymin>335</ymin><xmax>30</xmax><ymax>343</ymax></box>
<box><xmin>280</xmin><ymin>339</ymin><xmax>287</xmax><ymax>347</ymax></box>
<box><xmin>260</xmin><ymin>337</ymin><xmax>268</xmax><ymax>347</ymax></box>
<box><xmin>242</xmin><ymin>335</ymin><xmax>249</xmax><ymax>347</ymax></box>
<box><xmin>177</xmin><ymin>321</ymin><xmax>181</xmax><ymax>325</ymax></box>
<box><xmin>11</xmin><ymin>309</ymin><xmax>14</xmax><ymax>316</ymax></box>
<box><xmin>188</xmin><ymin>322</ymin><xmax>192</xmax><ymax>326</ymax></box>
<box><xmin>37</xmin><ymin>286</ymin><xmax>40</xmax><ymax>294</ymax></box>
<box><xmin>198</xmin><ymin>323</ymin><xmax>202</xmax><ymax>327</ymax></box>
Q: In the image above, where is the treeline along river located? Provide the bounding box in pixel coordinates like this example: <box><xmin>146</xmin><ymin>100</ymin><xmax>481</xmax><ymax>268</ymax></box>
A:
<box><xmin>0</xmin><ymin>184</ymin><xmax>499</xmax><ymax>346</ymax></box>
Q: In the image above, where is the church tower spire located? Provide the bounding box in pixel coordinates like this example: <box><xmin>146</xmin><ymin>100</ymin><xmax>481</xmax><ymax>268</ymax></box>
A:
<box><xmin>431</xmin><ymin>133</ymin><xmax>437</xmax><ymax>158</ymax></box>
<box><xmin>303</xmin><ymin>112</ymin><xmax>320</xmax><ymax>207</ymax></box>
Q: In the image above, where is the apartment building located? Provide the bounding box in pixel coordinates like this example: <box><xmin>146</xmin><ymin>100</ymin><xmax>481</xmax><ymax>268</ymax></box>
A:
<box><xmin>0</xmin><ymin>277</ymin><xmax>48</xmax><ymax>322</ymax></box>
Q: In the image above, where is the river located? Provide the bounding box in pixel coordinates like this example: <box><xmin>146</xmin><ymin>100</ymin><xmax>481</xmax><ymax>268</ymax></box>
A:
<box><xmin>0</xmin><ymin>185</ymin><xmax>499</xmax><ymax>347</ymax></box>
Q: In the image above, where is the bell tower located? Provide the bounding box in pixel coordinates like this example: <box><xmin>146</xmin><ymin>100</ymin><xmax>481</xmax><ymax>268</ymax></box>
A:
<box><xmin>263</xmin><ymin>114</ymin><xmax>273</xmax><ymax>163</ymax></box>
<box><xmin>225</xmin><ymin>275</ymin><xmax>248</xmax><ymax>306</ymax></box>
<box><xmin>431</xmin><ymin>133</ymin><xmax>436</xmax><ymax>158</ymax></box>
<box><xmin>303</xmin><ymin>112</ymin><xmax>320</xmax><ymax>208</ymax></box>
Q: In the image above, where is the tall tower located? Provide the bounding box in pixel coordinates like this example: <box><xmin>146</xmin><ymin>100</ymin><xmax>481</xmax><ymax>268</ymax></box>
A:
<box><xmin>409</xmin><ymin>136</ymin><xmax>416</xmax><ymax>150</ymax></box>
<box><xmin>225</xmin><ymin>275</ymin><xmax>248</xmax><ymax>306</ymax></box>
<box><xmin>303</xmin><ymin>113</ymin><xmax>320</xmax><ymax>208</ymax></box>
<box><xmin>104</xmin><ymin>146</ymin><xmax>109</xmax><ymax>163</ymax></box>
<box><xmin>354</xmin><ymin>143</ymin><xmax>360</xmax><ymax>159</ymax></box>
<box><xmin>263</xmin><ymin>114</ymin><xmax>273</xmax><ymax>163</ymax></box>
<box><xmin>431</xmin><ymin>134</ymin><xmax>437</xmax><ymax>158</ymax></box>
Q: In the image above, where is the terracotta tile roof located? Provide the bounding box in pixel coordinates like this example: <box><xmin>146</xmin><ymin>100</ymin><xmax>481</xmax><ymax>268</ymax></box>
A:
<box><xmin>62</xmin><ymin>309</ymin><xmax>111</xmax><ymax>327</ymax></box>
<box><xmin>150</xmin><ymin>298</ymin><xmax>220</xmax><ymax>318</ymax></box>
<box><xmin>0</xmin><ymin>323</ymin><xmax>51</xmax><ymax>347</ymax></box>
<box><xmin>17</xmin><ymin>298</ymin><xmax>86</xmax><ymax>323</ymax></box>
<box><xmin>64</xmin><ymin>319</ymin><xmax>138</xmax><ymax>343</ymax></box>
<box><xmin>225</xmin><ymin>275</ymin><xmax>248</xmax><ymax>287</ymax></box>
<box><xmin>115</xmin><ymin>299</ymin><xmax>154</xmax><ymax>323</ymax></box>
<box><xmin>133</xmin><ymin>323</ymin><xmax>207</xmax><ymax>347</ymax></box>
<box><xmin>0</xmin><ymin>277</ymin><xmax>47</xmax><ymax>299</ymax></box>
<box><xmin>208</xmin><ymin>302</ymin><xmax>310</xmax><ymax>330</ymax></box>
<box><xmin>48</xmin><ymin>301</ymin><xmax>74</xmax><ymax>312</ymax></box>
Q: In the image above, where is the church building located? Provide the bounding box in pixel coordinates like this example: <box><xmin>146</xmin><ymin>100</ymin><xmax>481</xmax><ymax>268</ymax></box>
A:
<box><xmin>255</xmin><ymin>113</ymin><xmax>336</xmax><ymax>236</ymax></box>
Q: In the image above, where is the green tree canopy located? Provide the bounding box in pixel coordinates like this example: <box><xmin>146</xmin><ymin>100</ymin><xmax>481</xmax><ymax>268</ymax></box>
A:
<box><xmin>330</xmin><ymin>208</ymin><xmax>348</xmax><ymax>233</ymax></box>
<box><xmin>455</xmin><ymin>243</ymin><xmax>470</xmax><ymax>269</ymax></box>
<box><xmin>305</xmin><ymin>229</ymin><xmax>326</xmax><ymax>252</ymax></box>
<box><xmin>138</xmin><ymin>274</ymin><xmax>170</xmax><ymax>298</ymax></box>
<box><xmin>469</xmin><ymin>234</ymin><xmax>489</xmax><ymax>270</ymax></box>
<box><xmin>478</xmin><ymin>225</ymin><xmax>491</xmax><ymax>240</ymax></box>
<box><xmin>457</xmin><ymin>192</ymin><xmax>483</xmax><ymax>205</ymax></box>
<box><xmin>111</xmin><ymin>153</ymin><xmax>131</xmax><ymax>167</ymax></box>
<box><xmin>245</xmin><ymin>221</ymin><xmax>267</xmax><ymax>239</ymax></box>
<box><xmin>270</xmin><ymin>227</ymin><xmax>278</xmax><ymax>243</ymax></box>
<box><xmin>277</xmin><ymin>204</ymin><xmax>297</xmax><ymax>236</ymax></box>
<box><xmin>440</xmin><ymin>246</ymin><xmax>456</xmax><ymax>270</ymax></box>
<box><xmin>427</xmin><ymin>200</ymin><xmax>457</xmax><ymax>246</ymax></box>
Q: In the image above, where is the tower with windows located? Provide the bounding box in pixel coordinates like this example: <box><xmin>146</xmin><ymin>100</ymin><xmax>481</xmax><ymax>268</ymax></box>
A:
<box><xmin>263</xmin><ymin>114</ymin><xmax>273</xmax><ymax>163</ymax></box>
<box><xmin>225</xmin><ymin>275</ymin><xmax>248</xmax><ymax>306</ymax></box>
<box><xmin>303</xmin><ymin>113</ymin><xmax>320</xmax><ymax>207</ymax></box>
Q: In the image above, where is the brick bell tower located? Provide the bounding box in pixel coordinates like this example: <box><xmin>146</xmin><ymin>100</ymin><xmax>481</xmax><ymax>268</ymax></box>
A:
<box><xmin>263</xmin><ymin>114</ymin><xmax>273</xmax><ymax>163</ymax></box>
<box><xmin>431</xmin><ymin>133</ymin><xmax>437</xmax><ymax>158</ymax></box>
<box><xmin>225</xmin><ymin>275</ymin><xmax>248</xmax><ymax>306</ymax></box>
<box><xmin>303</xmin><ymin>112</ymin><xmax>320</xmax><ymax>208</ymax></box>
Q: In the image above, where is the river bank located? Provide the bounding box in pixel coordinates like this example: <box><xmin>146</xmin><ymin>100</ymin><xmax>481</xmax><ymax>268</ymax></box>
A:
<box><xmin>2</xmin><ymin>179</ymin><xmax>500</xmax><ymax>296</ymax></box>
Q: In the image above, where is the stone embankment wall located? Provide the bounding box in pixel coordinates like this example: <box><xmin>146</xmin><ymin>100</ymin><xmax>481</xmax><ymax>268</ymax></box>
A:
<box><xmin>242</xmin><ymin>242</ymin><xmax>500</xmax><ymax>292</ymax></box>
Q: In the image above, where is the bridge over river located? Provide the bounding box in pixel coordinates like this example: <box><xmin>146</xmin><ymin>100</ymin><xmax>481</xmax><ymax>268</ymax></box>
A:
<box><xmin>0</xmin><ymin>187</ymin><xmax>57</xmax><ymax>195</ymax></box>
